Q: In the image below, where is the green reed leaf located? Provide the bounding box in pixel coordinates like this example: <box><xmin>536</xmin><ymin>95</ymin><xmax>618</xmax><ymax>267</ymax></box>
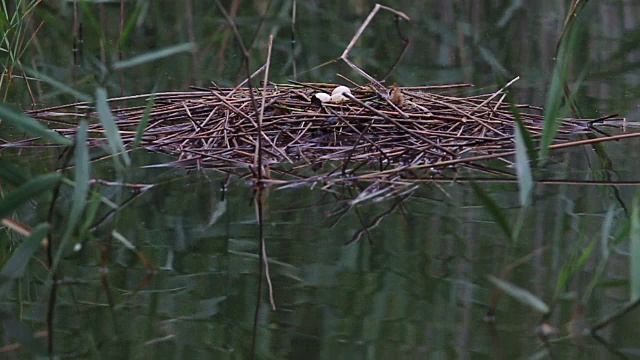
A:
<box><xmin>471</xmin><ymin>182</ymin><xmax>512</xmax><ymax>241</ymax></box>
<box><xmin>0</xmin><ymin>173</ymin><xmax>61</xmax><ymax>219</ymax></box>
<box><xmin>23</xmin><ymin>67</ymin><xmax>92</xmax><ymax>102</ymax></box>
<box><xmin>0</xmin><ymin>223</ymin><xmax>48</xmax><ymax>280</ymax></box>
<box><xmin>96</xmin><ymin>87</ymin><xmax>131</xmax><ymax>167</ymax></box>
<box><xmin>0</xmin><ymin>104</ymin><xmax>73</xmax><ymax>145</ymax></box>
<box><xmin>0</xmin><ymin>158</ymin><xmax>27</xmax><ymax>185</ymax></box>
<box><xmin>631</xmin><ymin>193</ymin><xmax>640</xmax><ymax>301</ymax></box>
<box><xmin>58</xmin><ymin>121</ymin><xmax>90</xmax><ymax>252</ymax></box>
<box><xmin>0</xmin><ymin>312</ymin><xmax>46</xmax><ymax>355</ymax></box>
<box><xmin>514</xmin><ymin>116</ymin><xmax>533</xmax><ymax>207</ymax></box>
<box><xmin>134</xmin><ymin>92</ymin><xmax>156</xmax><ymax>148</ymax></box>
<box><xmin>113</xmin><ymin>42</ymin><xmax>195</xmax><ymax>70</ymax></box>
<box><xmin>489</xmin><ymin>275</ymin><xmax>549</xmax><ymax>314</ymax></box>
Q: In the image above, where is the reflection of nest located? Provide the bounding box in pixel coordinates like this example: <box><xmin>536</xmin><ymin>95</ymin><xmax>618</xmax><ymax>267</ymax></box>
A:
<box><xmin>28</xmin><ymin>82</ymin><xmax>623</xmax><ymax>201</ymax></box>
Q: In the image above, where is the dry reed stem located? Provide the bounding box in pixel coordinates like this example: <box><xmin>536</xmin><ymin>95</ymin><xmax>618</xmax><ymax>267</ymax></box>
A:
<box><xmin>339</xmin><ymin>4</ymin><xmax>410</xmax><ymax>90</ymax></box>
<box><xmin>257</xmin><ymin>34</ymin><xmax>276</xmax><ymax>311</ymax></box>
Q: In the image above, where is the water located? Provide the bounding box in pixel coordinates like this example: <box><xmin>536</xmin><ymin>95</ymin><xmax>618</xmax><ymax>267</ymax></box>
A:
<box><xmin>2</xmin><ymin>1</ymin><xmax>640</xmax><ymax>359</ymax></box>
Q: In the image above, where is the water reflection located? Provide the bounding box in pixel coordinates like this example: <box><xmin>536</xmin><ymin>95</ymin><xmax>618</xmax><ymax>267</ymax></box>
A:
<box><xmin>17</xmin><ymin>146</ymin><xmax>626</xmax><ymax>358</ymax></box>
<box><xmin>2</xmin><ymin>0</ymin><xmax>640</xmax><ymax>358</ymax></box>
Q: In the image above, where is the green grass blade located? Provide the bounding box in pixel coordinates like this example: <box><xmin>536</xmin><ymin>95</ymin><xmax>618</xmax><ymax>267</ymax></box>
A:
<box><xmin>53</xmin><ymin>122</ymin><xmax>90</xmax><ymax>269</ymax></box>
<box><xmin>0</xmin><ymin>158</ymin><xmax>27</xmax><ymax>185</ymax></box>
<box><xmin>574</xmin><ymin>236</ymin><xmax>597</xmax><ymax>270</ymax></box>
<box><xmin>23</xmin><ymin>67</ymin><xmax>92</xmax><ymax>102</ymax></box>
<box><xmin>0</xmin><ymin>221</ymin><xmax>49</xmax><ymax>322</ymax></box>
<box><xmin>0</xmin><ymin>12</ymin><xmax>10</xmax><ymax>28</ymax></box>
<box><xmin>78</xmin><ymin>189</ymin><xmax>102</xmax><ymax>240</ymax></box>
<box><xmin>71</xmin><ymin>121</ymin><xmax>90</xmax><ymax>221</ymax></box>
<box><xmin>488</xmin><ymin>275</ymin><xmax>549</xmax><ymax>314</ymax></box>
<box><xmin>554</xmin><ymin>226</ymin><xmax>595</xmax><ymax>300</ymax></box>
<box><xmin>0</xmin><ymin>312</ymin><xmax>47</xmax><ymax>355</ymax></box>
<box><xmin>112</xmin><ymin>230</ymin><xmax>136</xmax><ymax>250</ymax></box>
<box><xmin>0</xmin><ymin>223</ymin><xmax>49</xmax><ymax>280</ymax></box>
<box><xmin>631</xmin><ymin>193</ymin><xmax>640</xmax><ymax>301</ymax></box>
<box><xmin>496</xmin><ymin>0</ymin><xmax>522</xmax><ymax>28</ymax></box>
<box><xmin>539</xmin><ymin>24</ymin><xmax>578</xmax><ymax>160</ymax></box>
<box><xmin>539</xmin><ymin>71</ymin><xmax>565</xmax><ymax>160</ymax></box>
<box><xmin>514</xmin><ymin>116</ymin><xmax>533</xmax><ymax>207</ymax></box>
<box><xmin>581</xmin><ymin>207</ymin><xmax>616</xmax><ymax>304</ymax></box>
<box><xmin>76</xmin><ymin>0</ymin><xmax>104</xmax><ymax>37</ymax></box>
<box><xmin>0</xmin><ymin>223</ymin><xmax>48</xmax><ymax>281</ymax></box>
<box><xmin>0</xmin><ymin>173</ymin><xmax>62</xmax><ymax>219</ymax></box>
<box><xmin>95</xmin><ymin>87</ymin><xmax>131</xmax><ymax>167</ymax></box>
<box><xmin>118</xmin><ymin>2</ymin><xmax>144</xmax><ymax>47</ymax></box>
<box><xmin>133</xmin><ymin>93</ymin><xmax>156</xmax><ymax>148</ymax></box>
<box><xmin>601</xmin><ymin>207</ymin><xmax>615</xmax><ymax>258</ymax></box>
<box><xmin>0</xmin><ymin>104</ymin><xmax>73</xmax><ymax>145</ymax></box>
<box><xmin>113</xmin><ymin>42</ymin><xmax>195</xmax><ymax>70</ymax></box>
<box><xmin>510</xmin><ymin>103</ymin><xmax>537</xmax><ymax>167</ymax></box>
<box><xmin>60</xmin><ymin>121</ymin><xmax>90</xmax><ymax>244</ymax></box>
<box><xmin>471</xmin><ymin>182</ymin><xmax>512</xmax><ymax>241</ymax></box>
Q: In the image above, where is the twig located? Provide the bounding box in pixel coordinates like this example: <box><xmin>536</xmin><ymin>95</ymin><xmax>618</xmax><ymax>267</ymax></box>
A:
<box><xmin>339</xmin><ymin>4</ymin><xmax>410</xmax><ymax>90</ymax></box>
<box><xmin>591</xmin><ymin>297</ymin><xmax>640</xmax><ymax>334</ymax></box>
<box><xmin>291</xmin><ymin>0</ymin><xmax>297</xmax><ymax>80</ymax></box>
<box><xmin>257</xmin><ymin>35</ymin><xmax>277</xmax><ymax>311</ymax></box>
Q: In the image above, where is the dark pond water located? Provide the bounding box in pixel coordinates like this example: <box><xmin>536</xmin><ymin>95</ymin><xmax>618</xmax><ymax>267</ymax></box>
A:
<box><xmin>2</xmin><ymin>1</ymin><xmax>640</xmax><ymax>359</ymax></box>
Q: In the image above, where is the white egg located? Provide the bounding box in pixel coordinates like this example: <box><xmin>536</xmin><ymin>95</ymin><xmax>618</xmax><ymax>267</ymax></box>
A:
<box><xmin>331</xmin><ymin>86</ymin><xmax>352</xmax><ymax>97</ymax></box>
<box><xmin>330</xmin><ymin>86</ymin><xmax>352</xmax><ymax>103</ymax></box>
<box><xmin>330</xmin><ymin>93</ymin><xmax>347</xmax><ymax>103</ymax></box>
<box><xmin>314</xmin><ymin>92</ymin><xmax>331</xmax><ymax>103</ymax></box>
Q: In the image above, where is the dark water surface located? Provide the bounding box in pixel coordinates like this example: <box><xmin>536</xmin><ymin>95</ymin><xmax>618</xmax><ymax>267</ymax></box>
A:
<box><xmin>3</xmin><ymin>1</ymin><xmax>640</xmax><ymax>359</ymax></box>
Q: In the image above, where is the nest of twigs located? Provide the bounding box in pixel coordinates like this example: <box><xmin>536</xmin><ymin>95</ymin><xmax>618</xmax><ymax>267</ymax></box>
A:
<box><xmin>13</xmin><ymin>2</ymin><xmax>635</xmax><ymax>203</ymax></box>
<box><xmin>25</xmin><ymin>81</ymin><xmax>625</xmax><ymax>200</ymax></box>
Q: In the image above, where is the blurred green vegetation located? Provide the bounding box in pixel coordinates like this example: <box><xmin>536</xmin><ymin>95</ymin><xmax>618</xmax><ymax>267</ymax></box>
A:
<box><xmin>1</xmin><ymin>0</ymin><xmax>640</xmax><ymax>358</ymax></box>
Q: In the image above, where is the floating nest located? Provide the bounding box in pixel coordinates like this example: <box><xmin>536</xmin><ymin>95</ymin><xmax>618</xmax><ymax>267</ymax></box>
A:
<box><xmin>25</xmin><ymin>82</ymin><xmax>625</xmax><ymax>201</ymax></box>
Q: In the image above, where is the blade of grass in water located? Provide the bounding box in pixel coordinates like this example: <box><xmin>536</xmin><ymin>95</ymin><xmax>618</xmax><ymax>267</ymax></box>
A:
<box><xmin>0</xmin><ymin>310</ymin><xmax>47</xmax><ymax>355</ymax></box>
<box><xmin>496</xmin><ymin>0</ymin><xmax>522</xmax><ymax>28</ymax></box>
<box><xmin>117</xmin><ymin>1</ymin><xmax>145</xmax><ymax>47</ymax></box>
<box><xmin>488</xmin><ymin>275</ymin><xmax>549</xmax><ymax>314</ymax></box>
<box><xmin>113</xmin><ymin>42</ymin><xmax>195</xmax><ymax>70</ymax></box>
<box><xmin>514</xmin><ymin>110</ymin><xmax>533</xmax><ymax>207</ymax></box>
<box><xmin>77</xmin><ymin>190</ymin><xmax>103</xmax><ymax>244</ymax></box>
<box><xmin>471</xmin><ymin>182</ymin><xmax>512</xmax><ymax>241</ymax></box>
<box><xmin>0</xmin><ymin>158</ymin><xmax>27</xmax><ymax>185</ymax></box>
<box><xmin>0</xmin><ymin>105</ymin><xmax>73</xmax><ymax>145</ymax></box>
<box><xmin>582</xmin><ymin>207</ymin><xmax>615</xmax><ymax>304</ymax></box>
<box><xmin>96</xmin><ymin>87</ymin><xmax>131</xmax><ymax>167</ymax></box>
<box><xmin>539</xmin><ymin>21</ymin><xmax>580</xmax><ymax>160</ymax></box>
<box><xmin>76</xmin><ymin>0</ymin><xmax>104</xmax><ymax>39</ymax></box>
<box><xmin>112</xmin><ymin>230</ymin><xmax>136</xmax><ymax>250</ymax></box>
<box><xmin>631</xmin><ymin>193</ymin><xmax>640</xmax><ymax>301</ymax></box>
<box><xmin>601</xmin><ymin>207</ymin><xmax>615</xmax><ymax>259</ymax></box>
<box><xmin>510</xmin><ymin>102</ymin><xmax>537</xmax><ymax>167</ymax></box>
<box><xmin>555</xmin><ymin>236</ymin><xmax>596</xmax><ymax>301</ymax></box>
<box><xmin>57</xmin><ymin>121</ymin><xmax>90</xmax><ymax>256</ymax></box>
<box><xmin>133</xmin><ymin>92</ymin><xmax>156</xmax><ymax>148</ymax></box>
<box><xmin>23</xmin><ymin>67</ymin><xmax>92</xmax><ymax>102</ymax></box>
<box><xmin>0</xmin><ymin>223</ymin><xmax>48</xmax><ymax>282</ymax></box>
<box><xmin>0</xmin><ymin>173</ymin><xmax>62</xmax><ymax>219</ymax></box>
